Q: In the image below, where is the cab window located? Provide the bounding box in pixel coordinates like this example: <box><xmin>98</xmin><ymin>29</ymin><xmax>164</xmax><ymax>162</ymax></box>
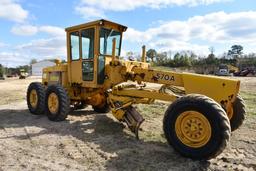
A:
<box><xmin>81</xmin><ymin>28</ymin><xmax>94</xmax><ymax>59</ymax></box>
<box><xmin>82</xmin><ymin>61</ymin><xmax>94</xmax><ymax>81</ymax></box>
<box><xmin>81</xmin><ymin>28</ymin><xmax>95</xmax><ymax>81</ymax></box>
<box><xmin>100</xmin><ymin>28</ymin><xmax>121</xmax><ymax>56</ymax></box>
<box><xmin>70</xmin><ymin>31</ymin><xmax>80</xmax><ymax>60</ymax></box>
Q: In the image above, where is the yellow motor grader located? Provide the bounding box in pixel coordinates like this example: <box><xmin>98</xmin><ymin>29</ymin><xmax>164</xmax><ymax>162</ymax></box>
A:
<box><xmin>27</xmin><ymin>19</ymin><xmax>246</xmax><ymax>159</ymax></box>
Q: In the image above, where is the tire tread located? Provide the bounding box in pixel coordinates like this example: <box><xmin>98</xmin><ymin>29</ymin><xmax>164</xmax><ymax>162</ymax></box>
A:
<box><xmin>163</xmin><ymin>94</ymin><xmax>231</xmax><ymax>159</ymax></box>
<box><xmin>230</xmin><ymin>95</ymin><xmax>246</xmax><ymax>131</ymax></box>
<box><xmin>45</xmin><ymin>85</ymin><xmax>70</xmax><ymax>121</ymax></box>
<box><xmin>27</xmin><ymin>82</ymin><xmax>45</xmax><ymax>115</ymax></box>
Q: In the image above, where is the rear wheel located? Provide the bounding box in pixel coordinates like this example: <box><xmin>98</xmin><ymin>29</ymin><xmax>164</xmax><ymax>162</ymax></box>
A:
<box><xmin>27</xmin><ymin>82</ymin><xmax>45</xmax><ymax>115</ymax></box>
<box><xmin>230</xmin><ymin>95</ymin><xmax>246</xmax><ymax>131</ymax></box>
<box><xmin>163</xmin><ymin>94</ymin><xmax>231</xmax><ymax>159</ymax></box>
<box><xmin>45</xmin><ymin>85</ymin><xmax>70</xmax><ymax>121</ymax></box>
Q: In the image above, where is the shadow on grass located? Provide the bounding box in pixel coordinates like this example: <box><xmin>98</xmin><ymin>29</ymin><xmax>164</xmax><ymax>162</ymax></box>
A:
<box><xmin>0</xmin><ymin>108</ymin><xmax>210</xmax><ymax>170</ymax></box>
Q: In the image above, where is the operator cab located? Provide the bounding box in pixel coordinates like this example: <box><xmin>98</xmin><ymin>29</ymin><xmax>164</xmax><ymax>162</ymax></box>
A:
<box><xmin>65</xmin><ymin>19</ymin><xmax>127</xmax><ymax>88</ymax></box>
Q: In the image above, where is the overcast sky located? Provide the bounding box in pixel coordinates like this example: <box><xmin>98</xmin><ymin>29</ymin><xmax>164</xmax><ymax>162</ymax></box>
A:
<box><xmin>0</xmin><ymin>0</ymin><xmax>256</xmax><ymax>66</ymax></box>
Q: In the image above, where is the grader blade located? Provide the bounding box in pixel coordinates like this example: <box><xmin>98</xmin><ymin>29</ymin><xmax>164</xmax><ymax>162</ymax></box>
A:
<box><xmin>123</xmin><ymin>107</ymin><xmax>144</xmax><ymax>139</ymax></box>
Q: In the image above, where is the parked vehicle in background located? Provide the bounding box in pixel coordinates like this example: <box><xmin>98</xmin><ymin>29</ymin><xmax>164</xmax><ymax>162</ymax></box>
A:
<box><xmin>216</xmin><ymin>68</ymin><xmax>230</xmax><ymax>76</ymax></box>
<box><xmin>234</xmin><ymin>68</ymin><xmax>256</xmax><ymax>77</ymax></box>
<box><xmin>19</xmin><ymin>69</ymin><xmax>28</xmax><ymax>79</ymax></box>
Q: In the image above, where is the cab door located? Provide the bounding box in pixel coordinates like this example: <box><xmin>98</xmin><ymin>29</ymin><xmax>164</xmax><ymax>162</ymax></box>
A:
<box><xmin>69</xmin><ymin>28</ymin><xmax>96</xmax><ymax>86</ymax></box>
<box><xmin>81</xmin><ymin>28</ymin><xmax>95</xmax><ymax>84</ymax></box>
<box><xmin>70</xmin><ymin>31</ymin><xmax>81</xmax><ymax>84</ymax></box>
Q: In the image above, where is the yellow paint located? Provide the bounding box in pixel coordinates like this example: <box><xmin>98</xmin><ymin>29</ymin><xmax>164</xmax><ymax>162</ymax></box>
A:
<box><xmin>175</xmin><ymin>111</ymin><xmax>212</xmax><ymax>148</ymax></box>
<box><xmin>87</xmin><ymin>93</ymin><xmax>105</xmax><ymax>107</ymax></box>
<box><xmin>182</xmin><ymin>73</ymin><xmax>240</xmax><ymax>106</ymax></box>
<box><xmin>112</xmin><ymin>38</ymin><xmax>116</xmax><ymax>62</ymax></box>
<box><xmin>132</xmin><ymin>67</ymin><xmax>184</xmax><ymax>86</ymax></box>
<box><xmin>227</xmin><ymin>64</ymin><xmax>239</xmax><ymax>73</ymax></box>
<box><xmin>112</xmin><ymin>88</ymin><xmax>178</xmax><ymax>102</ymax></box>
<box><xmin>48</xmin><ymin>93</ymin><xmax>59</xmax><ymax>114</ymax></box>
<box><xmin>29</xmin><ymin>89</ymin><xmax>38</xmax><ymax>108</ymax></box>
<box><xmin>65</xmin><ymin>20</ymin><xmax>126</xmax><ymax>88</ymax></box>
<box><xmin>226</xmin><ymin>101</ymin><xmax>234</xmax><ymax>120</ymax></box>
<box><xmin>42</xmin><ymin>64</ymin><xmax>67</xmax><ymax>86</ymax></box>
<box><xmin>40</xmin><ymin>19</ymin><xmax>242</xmax><ymax>127</ymax></box>
<box><xmin>111</xmin><ymin>109</ymin><xmax>126</xmax><ymax>120</ymax></box>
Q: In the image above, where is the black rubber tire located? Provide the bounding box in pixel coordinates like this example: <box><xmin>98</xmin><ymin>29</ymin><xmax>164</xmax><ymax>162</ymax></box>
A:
<box><xmin>163</xmin><ymin>94</ymin><xmax>231</xmax><ymax>160</ymax></box>
<box><xmin>230</xmin><ymin>95</ymin><xmax>246</xmax><ymax>131</ymax></box>
<box><xmin>27</xmin><ymin>82</ymin><xmax>45</xmax><ymax>115</ymax></box>
<box><xmin>45</xmin><ymin>85</ymin><xmax>70</xmax><ymax>121</ymax></box>
<box><xmin>93</xmin><ymin>102</ymin><xmax>110</xmax><ymax>113</ymax></box>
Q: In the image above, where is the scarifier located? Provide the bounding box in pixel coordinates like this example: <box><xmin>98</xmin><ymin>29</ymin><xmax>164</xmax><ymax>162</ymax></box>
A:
<box><xmin>27</xmin><ymin>19</ymin><xmax>246</xmax><ymax>159</ymax></box>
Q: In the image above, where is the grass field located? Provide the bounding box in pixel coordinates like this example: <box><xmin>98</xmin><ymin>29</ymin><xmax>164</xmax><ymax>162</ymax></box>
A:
<box><xmin>240</xmin><ymin>91</ymin><xmax>256</xmax><ymax>115</ymax></box>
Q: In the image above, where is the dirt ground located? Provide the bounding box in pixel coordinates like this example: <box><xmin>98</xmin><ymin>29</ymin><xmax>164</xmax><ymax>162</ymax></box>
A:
<box><xmin>0</xmin><ymin>77</ymin><xmax>256</xmax><ymax>171</ymax></box>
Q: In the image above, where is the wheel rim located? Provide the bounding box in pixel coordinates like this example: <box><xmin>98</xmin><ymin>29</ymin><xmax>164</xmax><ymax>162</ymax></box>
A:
<box><xmin>48</xmin><ymin>93</ymin><xmax>59</xmax><ymax>114</ymax></box>
<box><xmin>29</xmin><ymin>89</ymin><xmax>38</xmax><ymax>108</ymax></box>
<box><xmin>175</xmin><ymin>111</ymin><xmax>212</xmax><ymax>148</ymax></box>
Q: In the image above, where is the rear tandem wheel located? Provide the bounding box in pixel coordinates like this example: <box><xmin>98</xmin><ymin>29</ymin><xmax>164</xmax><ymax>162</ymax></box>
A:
<box><xmin>45</xmin><ymin>85</ymin><xmax>70</xmax><ymax>121</ymax></box>
<box><xmin>27</xmin><ymin>82</ymin><xmax>45</xmax><ymax>115</ymax></box>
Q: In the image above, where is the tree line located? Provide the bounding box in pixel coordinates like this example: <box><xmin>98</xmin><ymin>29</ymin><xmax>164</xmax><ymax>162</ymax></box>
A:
<box><xmin>0</xmin><ymin>59</ymin><xmax>37</xmax><ymax>77</ymax></box>
<box><xmin>1</xmin><ymin>45</ymin><xmax>256</xmax><ymax>77</ymax></box>
<box><xmin>131</xmin><ymin>45</ymin><xmax>256</xmax><ymax>70</ymax></box>
<box><xmin>0</xmin><ymin>64</ymin><xmax>30</xmax><ymax>77</ymax></box>
<box><xmin>0</xmin><ymin>58</ymin><xmax>65</xmax><ymax>77</ymax></box>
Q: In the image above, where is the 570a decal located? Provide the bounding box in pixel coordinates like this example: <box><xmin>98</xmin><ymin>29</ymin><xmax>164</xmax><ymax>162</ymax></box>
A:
<box><xmin>156</xmin><ymin>73</ymin><xmax>175</xmax><ymax>81</ymax></box>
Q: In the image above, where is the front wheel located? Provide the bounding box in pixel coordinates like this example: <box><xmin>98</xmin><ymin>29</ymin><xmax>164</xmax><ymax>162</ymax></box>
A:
<box><xmin>163</xmin><ymin>94</ymin><xmax>231</xmax><ymax>159</ymax></box>
<box><xmin>230</xmin><ymin>95</ymin><xmax>246</xmax><ymax>131</ymax></box>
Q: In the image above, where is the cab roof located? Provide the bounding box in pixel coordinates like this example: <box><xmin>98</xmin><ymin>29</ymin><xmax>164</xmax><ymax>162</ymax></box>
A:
<box><xmin>65</xmin><ymin>19</ymin><xmax>128</xmax><ymax>32</ymax></box>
